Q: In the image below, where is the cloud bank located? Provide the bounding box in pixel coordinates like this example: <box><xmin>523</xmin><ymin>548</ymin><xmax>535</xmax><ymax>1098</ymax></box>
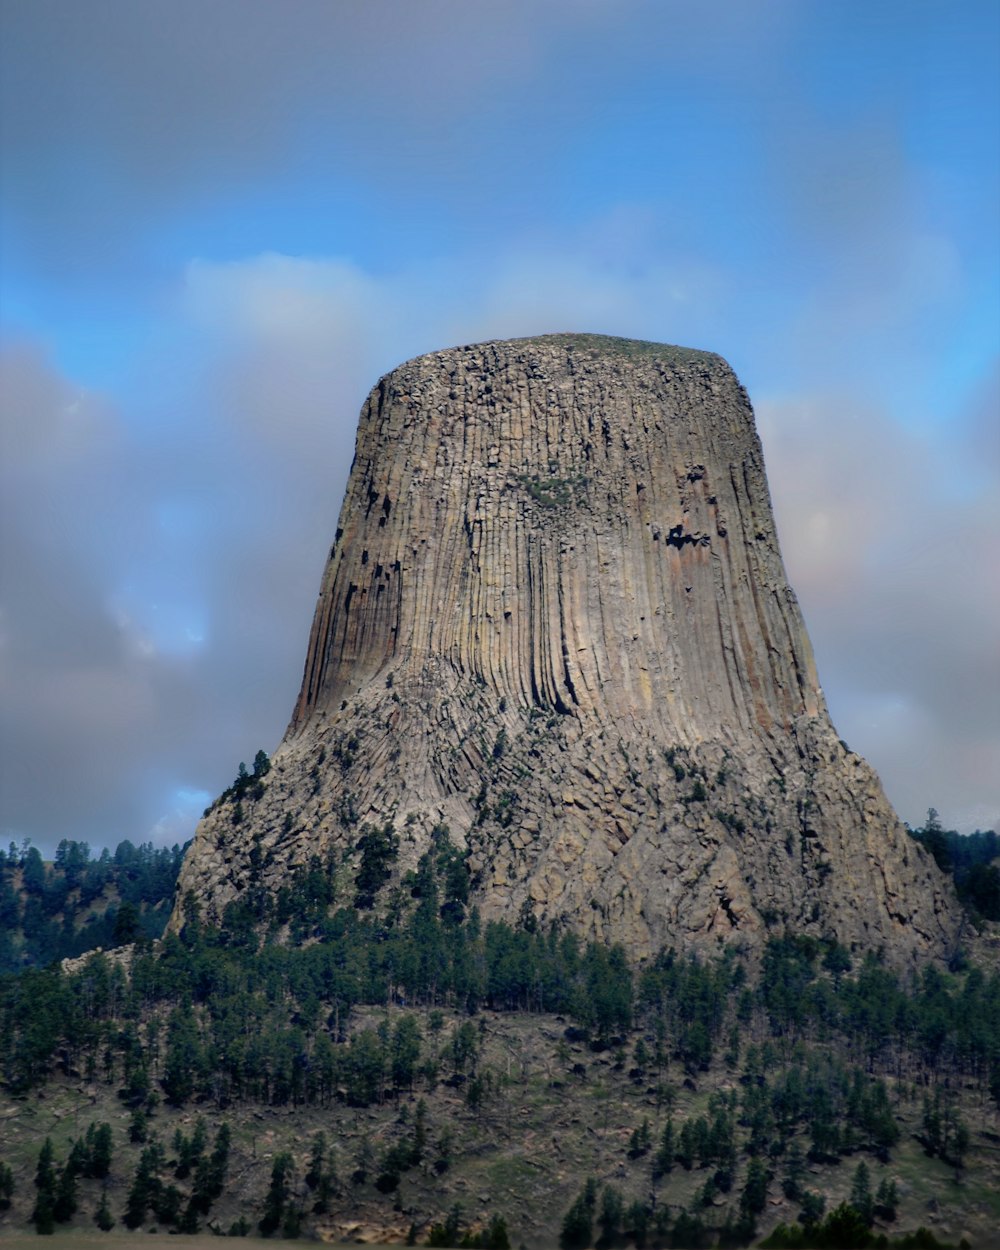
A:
<box><xmin>1</xmin><ymin>1</ymin><xmax>996</xmax><ymax>849</ymax></box>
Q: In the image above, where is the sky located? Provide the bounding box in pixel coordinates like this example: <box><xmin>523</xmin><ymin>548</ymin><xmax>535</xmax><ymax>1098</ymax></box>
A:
<box><xmin>0</xmin><ymin>0</ymin><xmax>997</xmax><ymax>855</ymax></box>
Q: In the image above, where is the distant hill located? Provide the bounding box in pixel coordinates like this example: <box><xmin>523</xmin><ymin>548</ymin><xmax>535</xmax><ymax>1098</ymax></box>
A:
<box><xmin>0</xmin><ymin>838</ymin><xmax>187</xmax><ymax>972</ymax></box>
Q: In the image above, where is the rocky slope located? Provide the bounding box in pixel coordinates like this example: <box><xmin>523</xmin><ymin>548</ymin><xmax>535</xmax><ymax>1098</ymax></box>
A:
<box><xmin>172</xmin><ymin>333</ymin><xmax>960</xmax><ymax>963</ymax></box>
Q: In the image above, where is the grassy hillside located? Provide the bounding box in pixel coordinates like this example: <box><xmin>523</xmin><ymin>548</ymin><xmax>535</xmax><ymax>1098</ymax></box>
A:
<box><xmin>1</xmin><ymin>829</ymin><xmax>998</xmax><ymax>1247</ymax></box>
<box><xmin>1</xmin><ymin>995</ymin><xmax>997</xmax><ymax>1247</ymax></box>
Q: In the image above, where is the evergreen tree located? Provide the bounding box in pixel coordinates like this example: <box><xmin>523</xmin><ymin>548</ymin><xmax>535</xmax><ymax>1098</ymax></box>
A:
<box><xmin>874</xmin><ymin>1177</ymin><xmax>899</xmax><ymax>1221</ymax></box>
<box><xmin>391</xmin><ymin>1014</ymin><xmax>422</xmax><ymax>1089</ymax></box>
<box><xmin>32</xmin><ymin>1138</ymin><xmax>57</xmax><ymax>1234</ymax></box>
<box><xmin>598</xmin><ymin>1185</ymin><xmax>624</xmax><ymax>1245</ymax></box>
<box><xmin>654</xmin><ymin>1118</ymin><xmax>675</xmax><ymax>1178</ymax></box>
<box><xmin>798</xmin><ymin>1191</ymin><xmax>826</xmax><ymax>1228</ymax></box>
<box><xmin>740</xmin><ymin>1156</ymin><xmax>769</xmax><ymax>1223</ymax></box>
<box><xmin>305</xmin><ymin>1132</ymin><xmax>326</xmax><ymax>1190</ymax></box>
<box><xmin>413</xmin><ymin>1097</ymin><xmax>428</xmax><ymax>1164</ymax></box>
<box><xmin>95</xmin><ymin>1188</ymin><xmax>115</xmax><ymax>1231</ymax></box>
<box><xmin>561</xmin><ymin>1192</ymin><xmax>594</xmax><ymax>1250</ymax></box>
<box><xmin>677</xmin><ymin>1119</ymin><xmax>697</xmax><ymax>1169</ymax></box>
<box><xmin>849</xmin><ymin>1160</ymin><xmax>873</xmax><ymax>1225</ymax></box>
<box><xmin>259</xmin><ymin>1151</ymin><xmax>293</xmax><ymax>1236</ymax></box>
<box><xmin>88</xmin><ymin>1122</ymin><xmax>113</xmax><ymax>1179</ymax></box>
<box><xmin>123</xmin><ymin>1139</ymin><xmax>163</xmax><ymax>1229</ymax></box>
<box><xmin>781</xmin><ymin>1142</ymin><xmax>806</xmax><ymax>1201</ymax></box>
<box><xmin>0</xmin><ymin>1161</ymin><xmax>14</xmax><ymax>1211</ymax></box>
<box><xmin>53</xmin><ymin>1151</ymin><xmax>80</xmax><ymax>1223</ymax></box>
<box><xmin>113</xmin><ymin>900</ymin><xmax>142</xmax><ymax>946</ymax></box>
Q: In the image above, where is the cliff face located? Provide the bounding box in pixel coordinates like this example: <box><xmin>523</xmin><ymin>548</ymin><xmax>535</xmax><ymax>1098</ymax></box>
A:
<box><xmin>173</xmin><ymin>334</ymin><xmax>959</xmax><ymax>963</ymax></box>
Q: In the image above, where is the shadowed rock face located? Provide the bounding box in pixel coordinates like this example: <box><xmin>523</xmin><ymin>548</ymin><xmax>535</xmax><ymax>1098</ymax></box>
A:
<box><xmin>173</xmin><ymin>334</ymin><xmax>960</xmax><ymax>963</ymax></box>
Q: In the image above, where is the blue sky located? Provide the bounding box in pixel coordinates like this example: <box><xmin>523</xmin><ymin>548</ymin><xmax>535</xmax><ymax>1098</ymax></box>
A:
<box><xmin>1</xmin><ymin>0</ymin><xmax>997</xmax><ymax>852</ymax></box>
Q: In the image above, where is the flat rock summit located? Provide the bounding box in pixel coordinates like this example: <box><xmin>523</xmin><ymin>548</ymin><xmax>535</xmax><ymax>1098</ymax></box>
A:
<box><xmin>173</xmin><ymin>333</ymin><xmax>960</xmax><ymax>963</ymax></box>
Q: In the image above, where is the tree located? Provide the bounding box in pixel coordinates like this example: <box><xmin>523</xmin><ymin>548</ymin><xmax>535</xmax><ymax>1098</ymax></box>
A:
<box><xmin>849</xmin><ymin>1160</ymin><xmax>873</xmax><ymax>1225</ymax></box>
<box><xmin>113</xmin><ymin>901</ymin><xmax>142</xmax><ymax>946</ymax></box>
<box><xmin>820</xmin><ymin>1202</ymin><xmax>872</xmax><ymax>1247</ymax></box>
<box><xmin>88</xmin><ymin>1122</ymin><xmax>113</xmax><ymax>1179</ymax></box>
<box><xmin>653</xmin><ymin>1119</ymin><xmax>675</xmax><ymax>1178</ymax></box>
<box><xmin>480</xmin><ymin>1214</ymin><xmax>511</xmax><ymax>1249</ymax></box>
<box><xmin>798</xmin><ymin>1191</ymin><xmax>826</xmax><ymax>1228</ymax></box>
<box><xmin>391</xmin><ymin>1014</ymin><xmax>422</xmax><ymax>1090</ymax></box>
<box><xmin>23</xmin><ymin>846</ymin><xmax>46</xmax><ymax>895</ymax></box>
<box><xmin>598</xmin><ymin>1185</ymin><xmax>624</xmax><ymax>1245</ymax></box>
<box><xmin>53</xmin><ymin>1150</ymin><xmax>80</xmax><ymax>1223</ymax></box>
<box><xmin>781</xmin><ymin>1142</ymin><xmax>805</xmax><ymax>1201</ymax></box>
<box><xmin>259</xmin><ymin>1152</ymin><xmax>293</xmax><ymax>1235</ymax></box>
<box><xmin>305</xmin><ymin>1132</ymin><xmax>326</xmax><ymax>1190</ymax></box>
<box><xmin>33</xmin><ymin>1138</ymin><xmax>56</xmax><ymax>1234</ymax></box>
<box><xmin>354</xmin><ymin>822</ymin><xmax>399</xmax><ymax>908</ymax></box>
<box><xmin>628</xmin><ymin>1118</ymin><xmax>651</xmax><ymax>1158</ymax></box>
<box><xmin>95</xmin><ymin>1188</ymin><xmax>115</xmax><ymax>1231</ymax></box>
<box><xmin>451</xmin><ymin>1020</ymin><xmax>478</xmax><ymax>1074</ymax></box>
<box><xmin>123</xmin><ymin>1140</ymin><xmax>163</xmax><ymax>1229</ymax></box>
<box><xmin>874</xmin><ymin>1177</ymin><xmax>899</xmax><ymax>1222</ymax></box>
<box><xmin>162</xmin><ymin>1005</ymin><xmax>203</xmax><ymax>1105</ymax></box>
<box><xmin>740</xmin><ymin>1156</ymin><xmax>769</xmax><ymax>1223</ymax></box>
<box><xmin>412</xmin><ymin>1098</ymin><xmax>428</xmax><ymax>1164</ymax></box>
<box><xmin>428</xmin><ymin>1203</ymin><xmax>463</xmax><ymax>1246</ymax></box>
<box><xmin>561</xmin><ymin>1191</ymin><xmax>595</xmax><ymax>1250</ymax></box>
<box><xmin>0</xmin><ymin>1161</ymin><xmax>14</xmax><ymax>1211</ymax></box>
<box><xmin>346</xmin><ymin>1028</ymin><xmax>385</xmax><ymax>1105</ymax></box>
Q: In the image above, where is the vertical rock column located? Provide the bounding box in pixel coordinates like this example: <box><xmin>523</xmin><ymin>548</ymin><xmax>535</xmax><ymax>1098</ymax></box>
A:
<box><xmin>173</xmin><ymin>334</ymin><xmax>959</xmax><ymax>967</ymax></box>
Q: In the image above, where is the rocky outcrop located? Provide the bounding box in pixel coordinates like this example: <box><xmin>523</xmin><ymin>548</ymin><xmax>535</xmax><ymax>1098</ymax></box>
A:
<box><xmin>172</xmin><ymin>333</ymin><xmax>960</xmax><ymax>964</ymax></box>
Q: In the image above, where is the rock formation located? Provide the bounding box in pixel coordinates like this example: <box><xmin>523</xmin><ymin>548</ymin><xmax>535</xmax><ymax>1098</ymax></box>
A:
<box><xmin>173</xmin><ymin>333</ymin><xmax>960</xmax><ymax>964</ymax></box>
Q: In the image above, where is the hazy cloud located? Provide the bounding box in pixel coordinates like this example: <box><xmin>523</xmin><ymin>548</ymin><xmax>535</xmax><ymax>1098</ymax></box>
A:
<box><xmin>757</xmin><ymin>372</ymin><xmax>1000</xmax><ymax>833</ymax></box>
<box><xmin>1</xmin><ymin>1</ymin><xmax>996</xmax><ymax>850</ymax></box>
<box><xmin>3</xmin><ymin>231</ymin><xmax>996</xmax><ymax>851</ymax></box>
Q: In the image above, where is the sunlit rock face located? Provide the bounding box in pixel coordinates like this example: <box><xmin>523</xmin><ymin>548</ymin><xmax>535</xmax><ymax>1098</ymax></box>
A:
<box><xmin>173</xmin><ymin>334</ymin><xmax>959</xmax><ymax>964</ymax></box>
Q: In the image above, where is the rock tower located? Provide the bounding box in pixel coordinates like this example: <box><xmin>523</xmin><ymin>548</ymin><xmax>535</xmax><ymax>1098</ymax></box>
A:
<box><xmin>173</xmin><ymin>334</ymin><xmax>959</xmax><ymax>963</ymax></box>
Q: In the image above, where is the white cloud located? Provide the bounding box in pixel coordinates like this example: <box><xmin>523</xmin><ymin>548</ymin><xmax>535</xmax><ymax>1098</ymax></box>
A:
<box><xmin>757</xmin><ymin>377</ymin><xmax>1000</xmax><ymax>832</ymax></box>
<box><xmin>2</xmin><ymin>230</ymin><xmax>996</xmax><ymax>852</ymax></box>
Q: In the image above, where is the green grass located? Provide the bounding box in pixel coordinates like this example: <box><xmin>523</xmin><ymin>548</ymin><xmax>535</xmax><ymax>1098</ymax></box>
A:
<box><xmin>515</xmin><ymin>471</ymin><xmax>588</xmax><ymax>509</ymax></box>
<box><xmin>485</xmin><ymin>1154</ymin><xmax>544</xmax><ymax>1191</ymax></box>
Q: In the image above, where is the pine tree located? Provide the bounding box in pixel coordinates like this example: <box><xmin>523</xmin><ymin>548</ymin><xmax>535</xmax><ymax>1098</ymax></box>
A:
<box><xmin>849</xmin><ymin>1160</ymin><xmax>873</xmax><ymax>1224</ymax></box>
<box><xmin>874</xmin><ymin>1177</ymin><xmax>899</xmax><ymax>1221</ymax></box>
<box><xmin>740</xmin><ymin>1156</ymin><xmax>770</xmax><ymax>1221</ymax></box>
<box><xmin>560</xmin><ymin>1192</ymin><xmax>593</xmax><ymax>1250</ymax></box>
<box><xmin>32</xmin><ymin>1138</ymin><xmax>56</xmax><ymax>1234</ymax></box>
<box><xmin>53</xmin><ymin>1154</ymin><xmax>79</xmax><ymax>1223</ymax></box>
<box><xmin>89</xmin><ymin>1122</ymin><xmax>113</xmax><ymax>1179</ymax></box>
<box><xmin>0</xmin><ymin>1161</ymin><xmax>14</xmax><ymax>1211</ymax></box>
<box><xmin>654</xmin><ymin>1118</ymin><xmax>675</xmax><ymax>1178</ymax></box>
<box><xmin>781</xmin><ymin>1141</ymin><xmax>805</xmax><ymax>1201</ymax></box>
<box><xmin>95</xmin><ymin>1188</ymin><xmax>115</xmax><ymax>1231</ymax></box>
<box><xmin>413</xmin><ymin>1098</ymin><xmax>428</xmax><ymax>1164</ymax></box>
<box><xmin>305</xmin><ymin>1132</ymin><xmax>326</xmax><ymax>1189</ymax></box>
<box><xmin>598</xmin><ymin>1185</ymin><xmax>624</xmax><ymax>1243</ymax></box>
<box><xmin>259</xmin><ymin>1152</ymin><xmax>292</xmax><ymax>1235</ymax></box>
<box><xmin>123</xmin><ymin>1140</ymin><xmax>163</xmax><ymax>1230</ymax></box>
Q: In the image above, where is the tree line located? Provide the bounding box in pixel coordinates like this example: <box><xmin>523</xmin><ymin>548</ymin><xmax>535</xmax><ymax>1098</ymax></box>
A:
<box><xmin>0</xmin><ymin>837</ymin><xmax>187</xmax><ymax>972</ymax></box>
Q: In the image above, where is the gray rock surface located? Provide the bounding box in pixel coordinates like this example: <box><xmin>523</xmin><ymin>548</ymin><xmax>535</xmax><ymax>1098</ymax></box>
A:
<box><xmin>172</xmin><ymin>333</ymin><xmax>960</xmax><ymax>964</ymax></box>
